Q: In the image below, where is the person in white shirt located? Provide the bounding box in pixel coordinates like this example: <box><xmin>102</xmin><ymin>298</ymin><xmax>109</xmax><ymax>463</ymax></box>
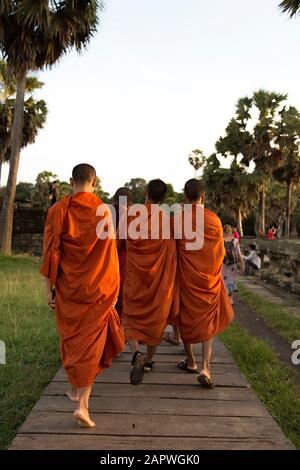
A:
<box><xmin>243</xmin><ymin>243</ymin><xmax>261</xmax><ymax>275</ymax></box>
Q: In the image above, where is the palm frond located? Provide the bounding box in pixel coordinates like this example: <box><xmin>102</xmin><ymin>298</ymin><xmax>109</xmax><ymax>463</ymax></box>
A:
<box><xmin>279</xmin><ymin>0</ymin><xmax>300</xmax><ymax>17</ymax></box>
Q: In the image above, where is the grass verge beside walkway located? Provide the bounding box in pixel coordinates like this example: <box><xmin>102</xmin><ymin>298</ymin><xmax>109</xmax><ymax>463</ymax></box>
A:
<box><xmin>0</xmin><ymin>254</ymin><xmax>60</xmax><ymax>450</ymax></box>
<box><xmin>221</xmin><ymin>323</ymin><xmax>300</xmax><ymax>449</ymax></box>
<box><xmin>238</xmin><ymin>283</ymin><xmax>300</xmax><ymax>345</ymax></box>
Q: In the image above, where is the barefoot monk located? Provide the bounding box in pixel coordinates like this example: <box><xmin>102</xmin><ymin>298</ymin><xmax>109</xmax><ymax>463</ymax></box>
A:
<box><xmin>40</xmin><ymin>164</ymin><xmax>124</xmax><ymax>427</ymax></box>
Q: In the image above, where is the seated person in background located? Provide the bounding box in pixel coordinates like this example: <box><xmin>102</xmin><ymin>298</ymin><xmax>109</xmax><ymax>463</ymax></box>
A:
<box><xmin>243</xmin><ymin>243</ymin><xmax>261</xmax><ymax>275</ymax></box>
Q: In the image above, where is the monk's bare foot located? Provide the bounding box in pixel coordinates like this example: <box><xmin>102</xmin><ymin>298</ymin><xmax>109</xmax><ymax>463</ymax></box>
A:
<box><xmin>66</xmin><ymin>387</ymin><xmax>79</xmax><ymax>402</ymax></box>
<box><xmin>74</xmin><ymin>409</ymin><xmax>95</xmax><ymax>428</ymax></box>
<box><xmin>163</xmin><ymin>332</ymin><xmax>181</xmax><ymax>346</ymax></box>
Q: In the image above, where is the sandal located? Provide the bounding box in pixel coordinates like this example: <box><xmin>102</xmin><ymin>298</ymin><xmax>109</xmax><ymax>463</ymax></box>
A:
<box><xmin>144</xmin><ymin>361</ymin><xmax>155</xmax><ymax>372</ymax></box>
<box><xmin>177</xmin><ymin>359</ymin><xmax>199</xmax><ymax>374</ymax></box>
<box><xmin>130</xmin><ymin>351</ymin><xmax>146</xmax><ymax>385</ymax></box>
<box><xmin>197</xmin><ymin>374</ymin><xmax>214</xmax><ymax>389</ymax></box>
<box><xmin>163</xmin><ymin>331</ymin><xmax>181</xmax><ymax>346</ymax></box>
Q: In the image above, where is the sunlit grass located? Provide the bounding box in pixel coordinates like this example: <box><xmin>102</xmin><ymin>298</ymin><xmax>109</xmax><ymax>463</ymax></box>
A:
<box><xmin>0</xmin><ymin>254</ymin><xmax>60</xmax><ymax>449</ymax></box>
<box><xmin>237</xmin><ymin>282</ymin><xmax>300</xmax><ymax>344</ymax></box>
<box><xmin>221</xmin><ymin>323</ymin><xmax>300</xmax><ymax>449</ymax></box>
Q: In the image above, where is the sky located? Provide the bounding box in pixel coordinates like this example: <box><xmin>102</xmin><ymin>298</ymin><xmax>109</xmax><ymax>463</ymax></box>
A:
<box><xmin>2</xmin><ymin>0</ymin><xmax>300</xmax><ymax>195</ymax></box>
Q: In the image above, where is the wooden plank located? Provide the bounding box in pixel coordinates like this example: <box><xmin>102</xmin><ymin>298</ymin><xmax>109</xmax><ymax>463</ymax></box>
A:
<box><xmin>52</xmin><ymin>362</ymin><xmax>243</xmax><ymax>378</ymax></box>
<box><xmin>9</xmin><ymin>331</ymin><xmax>295</xmax><ymax>450</ymax></box>
<box><xmin>130</xmin><ymin>340</ymin><xmax>229</xmax><ymax>356</ymax></box>
<box><xmin>88</xmin><ymin>362</ymin><xmax>241</xmax><ymax>374</ymax></box>
<box><xmin>19</xmin><ymin>411</ymin><xmax>285</xmax><ymax>440</ymax></box>
<box><xmin>10</xmin><ymin>433</ymin><xmax>294</xmax><ymax>450</ymax></box>
<box><xmin>114</xmin><ymin>353</ymin><xmax>234</xmax><ymax>364</ymax></box>
<box><xmin>44</xmin><ymin>381</ymin><xmax>258</xmax><ymax>402</ymax></box>
<box><xmin>33</xmin><ymin>395</ymin><xmax>269</xmax><ymax>417</ymax></box>
<box><xmin>53</xmin><ymin>368</ymin><xmax>248</xmax><ymax>387</ymax></box>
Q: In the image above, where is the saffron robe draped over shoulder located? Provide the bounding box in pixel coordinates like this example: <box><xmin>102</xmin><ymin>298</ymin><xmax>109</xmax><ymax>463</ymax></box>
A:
<box><xmin>123</xmin><ymin>203</ymin><xmax>178</xmax><ymax>345</ymax></box>
<box><xmin>114</xmin><ymin>204</ymin><xmax>127</xmax><ymax>320</ymax></box>
<box><xmin>40</xmin><ymin>192</ymin><xmax>124</xmax><ymax>388</ymax></box>
<box><xmin>176</xmin><ymin>205</ymin><xmax>233</xmax><ymax>343</ymax></box>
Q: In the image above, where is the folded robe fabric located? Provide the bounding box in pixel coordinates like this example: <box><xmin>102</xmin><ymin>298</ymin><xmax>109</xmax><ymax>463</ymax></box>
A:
<box><xmin>123</xmin><ymin>203</ymin><xmax>179</xmax><ymax>345</ymax></box>
<box><xmin>40</xmin><ymin>192</ymin><xmax>124</xmax><ymax>388</ymax></box>
<box><xmin>176</xmin><ymin>204</ymin><xmax>234</xmax><ymax>343</ymax></box>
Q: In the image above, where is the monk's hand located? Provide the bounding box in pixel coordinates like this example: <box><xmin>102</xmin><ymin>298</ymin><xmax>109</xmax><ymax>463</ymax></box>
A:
<box><xmin>47</xmin><ymin>290</ymin><xmax>56</xmax><ymax>311</ymax></box>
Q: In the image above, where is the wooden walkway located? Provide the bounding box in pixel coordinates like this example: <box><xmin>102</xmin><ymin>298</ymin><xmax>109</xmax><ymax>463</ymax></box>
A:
<box><xmin>10</xmin><ymin>338</ymin><xmax>294</xmax><ymax>450</ymax></box>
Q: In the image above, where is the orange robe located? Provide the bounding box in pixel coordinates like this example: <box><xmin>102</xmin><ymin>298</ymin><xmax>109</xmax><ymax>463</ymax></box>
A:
<box><xmin>40</xmin><ymin>192</ymin><xmax>124</xmax><ymax>388</ymax></box>
<box><xmin>123</xmin><ymin>203</ymin><xmax>178</xmax><ymax>345</ymax></box>
<box><xmin>176</xmin><ymin>205</ymin><xmax>233</xmax><ymax>343</ymax></box>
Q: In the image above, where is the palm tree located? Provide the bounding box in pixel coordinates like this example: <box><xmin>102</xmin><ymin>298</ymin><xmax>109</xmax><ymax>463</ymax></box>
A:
<box><xmin>0</xmin><ymin>60</ymin><xmax>47</xmax><ymax>186</ymax></box>
<box><xmin>249</xmin><ymin>91</ymin><xmax>286</xmax><ymax>235</ymax></box>
<box><xmin>0</xmin><ymin>1</ymin><xmax>102</xmax><ymax>254</ymax></box>
<box><xmin>188</xmin><ymin>149</ymin><xmax>206</xmax><ymax>177</ymax></box>
<box><xmin>279</xmin><ymin>0</ymin><xmax>300</xmax><ymax>16</ymax></box>
<box><xmin>203</xmin><ymin>155</ymin><xmax>261</xmax><ymax>235</ymax></box>
<box><xmin>124</xmin><ymin>178</ymin><xmax>148</xmax><ymax>203</ymax></box>
<box><xmin>273</xmin><ymin>106</ymin><xmax>300</xmax><ymax>236</ymax></box>
<box><xmin>227</xmin><ymin>91</ymin><xmax>286</xmax><ymax>236</ymax></box>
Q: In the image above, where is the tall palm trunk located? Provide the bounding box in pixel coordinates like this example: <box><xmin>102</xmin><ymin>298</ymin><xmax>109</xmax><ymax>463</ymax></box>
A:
<box><xmin>285</xmin><ymin>181</ymin><xmax>292</xmax><ymax>238</ymax></box>
<box><xmin>0</xmin><ymin>73</ymin><xmax>27</xmax><ymax>254</ymax></box>
<box><xmin>236</xmin><ymin>208</ymin><xmax>243</xmax><ymax>237</ymax></box>
<box><xmin>258</xmin><ymin>182</ymin><xmax>266</xmax><ymax>237</ymax></box>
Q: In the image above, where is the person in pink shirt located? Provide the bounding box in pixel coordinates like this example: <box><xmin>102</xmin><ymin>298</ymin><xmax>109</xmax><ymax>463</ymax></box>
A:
<box><xmin>232</xmin><ymin>226</ymin><xmax>240</xmax><ymax>241</ymax></box>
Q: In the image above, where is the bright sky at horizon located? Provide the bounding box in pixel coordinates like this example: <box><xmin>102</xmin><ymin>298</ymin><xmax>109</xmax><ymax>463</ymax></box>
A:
<box><xmin>2</xmin><ymin>0</ymin><xmax>300</xmax><ymax>195</ymax></box>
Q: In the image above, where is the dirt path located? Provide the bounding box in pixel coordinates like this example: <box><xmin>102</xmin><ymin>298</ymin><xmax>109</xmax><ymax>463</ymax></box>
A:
<box><xmin>234</xmin><ymin>298</ymin><xmax>300</xmax><ymax>388</ymax></box>
<box><xmin>238</xmin><ymin>276</ymin><xmax>300</xmax><ymax>318</ymax></box>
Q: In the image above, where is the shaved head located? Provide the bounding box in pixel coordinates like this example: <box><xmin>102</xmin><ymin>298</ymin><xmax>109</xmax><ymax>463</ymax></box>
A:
<box><xmin>72</xmin><ymin>164</ymin><xmax>96</xmax><ymax>185</ymax></box>
<box><xmin>184</xmin><ymin>179</ymin><xmax>205</xmax><ymax>202</ymax></box>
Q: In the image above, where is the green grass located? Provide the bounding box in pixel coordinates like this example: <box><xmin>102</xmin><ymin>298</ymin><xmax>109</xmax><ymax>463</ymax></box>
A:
<box><xmin>221</xmin><ymin>322</ymin><xmax>300</xmax><ymax>449</ymax></box>
<box><xmin>238</xmin><ymin>282</ymin><xmax>300</xmax><ymax>344</ymax></box>
<box><xmin>0</xmin><ymin>254</ymin><xmax>60</xmax><ymax>450</ymax></box>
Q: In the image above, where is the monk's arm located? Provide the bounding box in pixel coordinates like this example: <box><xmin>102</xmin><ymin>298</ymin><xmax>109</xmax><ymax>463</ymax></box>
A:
<box><xmin>40</xmin><ymin>207</ymin><xmax>56</xmax><ymax>310</ymax></box>
<box><xmin>45</xmin><ymin>278</ymin><xmax>56</xmax><ymax>311</ymax></box>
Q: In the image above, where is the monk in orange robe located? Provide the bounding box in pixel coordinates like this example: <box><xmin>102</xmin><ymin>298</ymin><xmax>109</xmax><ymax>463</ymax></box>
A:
<box><xmin>175</xmin><ymin>178</ymin><xmax>233</xmax><ymax>387</ymax></box>
<box><xmin>40</xmin><ymin>164</ymin><xmax>124</xmax><ymax>427</ymax></box>
<box><xmin>123</xmin><ymin>179</ymin><xmax>178</xmax><ymax>385</ymax></box>
<box><xmin>113</xmin><ymin>187</ymin><xmax>132</xmax><ymax>320</ymax></box>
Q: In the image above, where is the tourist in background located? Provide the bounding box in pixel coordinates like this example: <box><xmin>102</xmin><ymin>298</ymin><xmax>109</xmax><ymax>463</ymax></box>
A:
<box><xmin>222</xmin><ymin>224</ymin><xmax>244</xmax><ymax>305</ymax></box>
<box><xmin>243</xmin><ymin>243</ymin><xmax>261</xmax><ymax>275</ymax></box>
<box><xmin>232</xmin><ymin>226</ymin><xmax>240</xmax><ymax>241</ymax></box>
<box><xmin>267</xmin><ymin>225</ymin><xmax>276</xmax><ymax>240</ymax></box>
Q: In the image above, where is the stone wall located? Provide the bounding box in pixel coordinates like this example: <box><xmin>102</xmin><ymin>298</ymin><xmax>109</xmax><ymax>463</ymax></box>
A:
<box><xmin>240</xmin><ymin>238</ymin><xmax>300</xmax><ymax>294</ymax></box>
<box><xmin>12</xmin><ymin>206</ymin><xmax>45</xmax><ymax>256</ymax></box>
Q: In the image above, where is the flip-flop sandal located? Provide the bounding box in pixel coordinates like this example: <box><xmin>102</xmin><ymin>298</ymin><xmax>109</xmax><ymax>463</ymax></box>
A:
<box><xmin>163</xmin><ymin>331</ymin><xmax>181</xmax><ymax>346</ymax></box>
<box><xmin>177</xmin><ymin>359</ymin><xmax>199</xmax><ymax>374</ymax></box>
<box><xmin>130</xmin><ymin>351</ymin><xmax>146</xmax><ymax>385</ymax></box>
<box><xmin>144</xmin><ymin>361</ymin><xmax>155</xmax><ymax>372</ymax></box>
<box><xmin>197</xmin><ymin>374</ymin><xmax>215</xmax><ymax>389</ymax></box>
